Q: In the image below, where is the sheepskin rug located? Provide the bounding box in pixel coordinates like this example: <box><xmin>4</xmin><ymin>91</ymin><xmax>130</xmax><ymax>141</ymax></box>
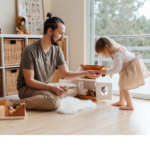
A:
<box><xmin>56</xmin><ymin>96</ymin><xmax>97</xmax><ymax>114</ymax></box>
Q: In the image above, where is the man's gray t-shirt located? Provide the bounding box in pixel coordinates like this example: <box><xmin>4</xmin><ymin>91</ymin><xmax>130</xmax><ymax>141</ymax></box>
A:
<box><xmin>17</xmin><ymin>39</ymin><xmax>66</xmax><ymax>91</ymax></box>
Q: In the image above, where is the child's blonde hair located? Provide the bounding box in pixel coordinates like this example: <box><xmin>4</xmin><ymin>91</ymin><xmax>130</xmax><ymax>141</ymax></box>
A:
<box><xmin>95</xmin><ymin>36</ymin><xmax>126</xmax><ymax>56</ymax></box>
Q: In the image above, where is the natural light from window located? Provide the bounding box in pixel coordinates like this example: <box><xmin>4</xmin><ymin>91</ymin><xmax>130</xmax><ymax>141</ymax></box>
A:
<box><xmin>89</xmin><ymin>0</ymin><xmax>150</xmax><ymax>99</ymax></box>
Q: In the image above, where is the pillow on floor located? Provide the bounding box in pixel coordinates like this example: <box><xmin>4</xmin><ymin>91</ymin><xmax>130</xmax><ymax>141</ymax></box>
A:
<box><xmin>56</xmin><ymin>96</ymin><xmax>97</xmax><ymax>114</ymax></box>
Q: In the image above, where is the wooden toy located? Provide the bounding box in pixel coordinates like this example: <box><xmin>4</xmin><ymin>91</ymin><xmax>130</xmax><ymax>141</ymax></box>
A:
<box><xmin>0</xmin><ymin>99</ymin><xmax>7</xmax><ymax>110</ymax></box>
<box><xmin>0</xmin><ymin>100</ymin><xmax>26</xmax><ymax>120</ymax></box>
<box><xmin>80</xmin><ymin>65</ymin><xmax>105</xmax><ymax>70</ymax></box>
<box><xmin>79</xmin><ymin>65</ymin><xmax>113</xmax><ymax>79</ymax></box>
<box><xmin>0</xmin><ymin>106</ymin><xmax>5</xmax><ymax>117</ymax></box>
<box><xmin>63</xmin><ymin>86</ymin><xmax>77</xmax><ymax>92</ymax></box>
<box><xmin>80</xmin><ymin>65</ymin><xmax>105</xmax><ymax>79</ymax></box>
<box><xmin>10</xmin><ymin>103</ymin><xmax>25</xmax><ymax>116</ymax></box>
<box><xmin>64</xmin><ymin>86</ymin><xmax>69</xmax><ymax>91</ymax></box>
<box><xmin>60</xmin><ymin>65</ymin><xmax>113</xmax><ymax>101</ymax></box>
<box><xmin>95</xmin><ymin>75</ymin><xmax>112</xmax><ymax>100</ymax></box>
<box><xmin>75</xmin><ymin>76</ymin><xmax>112</xmax><ymax>101</ymax></box>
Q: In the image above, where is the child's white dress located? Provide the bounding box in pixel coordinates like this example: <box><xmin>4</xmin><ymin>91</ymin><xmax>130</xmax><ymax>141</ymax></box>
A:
<box><xmin>106</xmin><ymin>50</ymin><xmax>150</xmax><ymax>90</ymax></box>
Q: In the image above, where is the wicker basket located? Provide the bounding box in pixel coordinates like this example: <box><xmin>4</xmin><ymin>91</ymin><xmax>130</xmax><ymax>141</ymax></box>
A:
<box><xmin>5</xmin><ymin>68</ymin><xmax>20</xmax><ymax>96</ymax></box>
<box><xmin>0</xmin><ymin>70</ymin><xmax>3</xmax><ymax>97</ymax></box>
<box><xmin>59</xmin><ymin>39</ymin><xmax>66</xmax><ymax>60</ymax></box>
<box><xmin>28</xmin><ymin>38</ymin><xmax>39</xmax><ymax>44</ymax></box>
<box><xmin>4</xmin><ymin>39</ymin><xmax>25</xmax><ymax>66</ymax></box>
<box><xmin>50</xmin><ymin>69</ymin><xmax>63</xmax><ymax>83</ymax></box>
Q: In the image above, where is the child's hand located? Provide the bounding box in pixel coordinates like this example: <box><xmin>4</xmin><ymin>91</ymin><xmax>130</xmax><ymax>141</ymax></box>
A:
<box><xmin>86</xmin><ymin>70</ymin><xmax>101</xmax><ymax>78</ymax></box>
<box><xmin>99</xmin><ymin>69</ymin><xmax>107</xmax><ymax>75</ymax></box>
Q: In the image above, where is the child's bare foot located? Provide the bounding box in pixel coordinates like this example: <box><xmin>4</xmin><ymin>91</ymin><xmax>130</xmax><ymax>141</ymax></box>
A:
<box><xmin>7</xmin><ymin>99</ymin><xmax>16</xmax><ymax>108</ymax></box>
<box><xmin>119</xmin><ymin>105</ymin><xmax>134</xmax><ymax>110</ymax></box>
<box><xmin>112</xmin><ymin>102</ymin><xmax>125</xmax><ymax>106</ymax></box>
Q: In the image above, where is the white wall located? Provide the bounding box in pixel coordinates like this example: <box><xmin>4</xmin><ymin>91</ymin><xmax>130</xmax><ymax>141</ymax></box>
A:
<box><xmin>0</xmin><ymin>0</ymin><xmax>51</xmax><ymax>34</ymax></box>
<box><xmin>51</xmin><ymin>0</ymin><xmax>89</xmax><ymax>71</ymax></box>
<box><xmin>0</xmin><ymin>0</ymin><xmax>89</xmax><ymax>71</ymax></box>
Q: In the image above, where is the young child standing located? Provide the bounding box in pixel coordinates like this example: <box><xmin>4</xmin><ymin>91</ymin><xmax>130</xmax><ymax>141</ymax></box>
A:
<box><xmin>95</xmin><ymin>36</ymin><xmax>150</xmax><ymax>110</ymax></box>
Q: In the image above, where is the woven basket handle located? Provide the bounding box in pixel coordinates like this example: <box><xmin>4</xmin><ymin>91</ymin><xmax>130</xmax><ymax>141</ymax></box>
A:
<box><xmin>10</xmin><ymin>40</ymin><xmax>16</xmax><ymax>44</ymax></box>
<box><xmin>11</xmin><ymin>69</ymin><xmax>17</xmax><ymax>73</ymax></box>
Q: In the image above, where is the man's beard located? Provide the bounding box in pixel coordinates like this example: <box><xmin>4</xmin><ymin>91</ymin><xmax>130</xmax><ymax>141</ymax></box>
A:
<box><xmin>51</xmin><ymin>34</ymin><xmax>61</xmax><ymax>46</ymax></box>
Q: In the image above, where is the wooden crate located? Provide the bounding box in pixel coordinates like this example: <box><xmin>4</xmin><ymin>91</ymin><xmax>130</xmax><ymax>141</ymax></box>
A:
<box><xmin>28</xmin><ymin>38</ymin><xmax>39</xmax><ymax>44</ymax></box>
<box><xmin>50</xmin><ymin>69</ymin><xmax>63</xmax><ymax>83</ymax></box>
<box><xmin>5</xmin><ymin>68</ymin><xmax>19</xmax><ymax>96</ymax></box>
<box><xmin>0</xmin><ymin>70</ymin><xmax>3</xmax><ymax>97</ymax></box>
<box><xmin>59</xmin><ymin>39</ymin><xmax>66</xmax><ymax>60</ymax></box>
<box><xmin>4</xmin><ymin>39</ymin><xmax>25</xmax><ymax>66</ymax></box>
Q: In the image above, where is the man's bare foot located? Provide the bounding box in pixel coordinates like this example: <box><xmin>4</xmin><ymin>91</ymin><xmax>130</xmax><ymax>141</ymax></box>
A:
<box><xmin>119</xmin><ymin>105</ymin><xmax>134</xmax><ymax>110</ymax></box>
<box><xmin>112</xmin><ymin>102</ymin><xmax>125</xmax><ymax>106</ymax></box>
<box><xmin>7</xmin><ymin>99</ymin><xmax>16</xmax><ymax>108</ymax></box>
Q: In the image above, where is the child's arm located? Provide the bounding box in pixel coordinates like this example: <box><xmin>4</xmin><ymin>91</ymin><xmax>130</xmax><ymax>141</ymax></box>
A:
<box><xmin>106</xmin><ymin>52</ymin><xmax>123</xmax><ymax>75</ymax></box>
<box><xmin>99</xmin><ymin>69</ymin><xmax>107</xmax><ymax>75</ymax></box>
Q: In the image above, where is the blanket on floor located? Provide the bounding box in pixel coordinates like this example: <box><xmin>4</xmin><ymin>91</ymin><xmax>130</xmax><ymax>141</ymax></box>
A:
<box><xmin>56</xmin><ymin>96</ymin><xmax>97</xmax><ymax>114</ymax></box>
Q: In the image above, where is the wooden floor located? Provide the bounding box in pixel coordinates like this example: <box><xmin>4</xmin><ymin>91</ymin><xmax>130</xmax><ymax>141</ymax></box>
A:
<box><xmin>0</xmin><ymin>95</ymin><xmax>150</xmax><ymax>135</ymax></box>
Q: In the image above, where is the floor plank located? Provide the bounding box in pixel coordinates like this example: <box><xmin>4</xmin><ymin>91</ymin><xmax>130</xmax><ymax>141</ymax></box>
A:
<box><xmin>0</xmin><ymin>95</ymin><xmax>150</xmax><ymax>135</ymax></box>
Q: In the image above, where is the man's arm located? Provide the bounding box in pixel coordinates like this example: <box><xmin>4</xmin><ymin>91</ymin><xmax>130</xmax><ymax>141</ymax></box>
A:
<box><xmin>23</xmin><ymin>68</ymin><xmax>52</xmax><ymax>90</ymax></box>
<box><xmin>23</xmin><ymin>68</ymin><xmax>67</xmax><ymax>96</ymax></box>
<box><xmin>57</xmin><ymin>64</ymin><xmax>101</xmax><ymax>80</ymax></box>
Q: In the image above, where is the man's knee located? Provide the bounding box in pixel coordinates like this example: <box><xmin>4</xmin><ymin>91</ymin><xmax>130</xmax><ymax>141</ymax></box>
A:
<box><xmin>51</xmin><ymin>97</ymin><xmax>60</xmax><ymax>109</ymax></box>
<box><xmin>45</xmin><ymin>96</ymin><xmax>60</xmax><ymax>110</ymax></box>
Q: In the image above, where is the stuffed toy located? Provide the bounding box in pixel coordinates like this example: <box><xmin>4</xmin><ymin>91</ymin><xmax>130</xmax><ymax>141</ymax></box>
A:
<box><xmin>15</xmin><ymin>16</ymin><xmax>31</xmax><ymax>34</ymax></box>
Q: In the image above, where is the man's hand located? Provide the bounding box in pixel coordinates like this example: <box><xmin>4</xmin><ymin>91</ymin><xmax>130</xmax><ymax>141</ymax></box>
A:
<box><xmin>86</xmin><ymin>70</ymin><xmax>101</xmax><ymax>78</ymax></box>
<box><xmin>50</xmin><ymin>86</ymin><xmax>68</xmax><ymax>96</ymax></box>
<box><xmin>99</xmin><ymin>69</ymin><xmax>107</xmax><ymax>75</ymax></box>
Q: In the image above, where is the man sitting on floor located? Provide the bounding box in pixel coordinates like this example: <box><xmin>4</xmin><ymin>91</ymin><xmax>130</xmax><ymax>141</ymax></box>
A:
<box><xmin>7</xmin><ymin>13</ymin><xmax>101</xmax><ymax>110</ymax></box>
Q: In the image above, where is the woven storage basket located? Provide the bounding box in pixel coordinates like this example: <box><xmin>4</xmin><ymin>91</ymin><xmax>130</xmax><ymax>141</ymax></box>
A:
<box><xmin>0</xmin><ymin>70</ymin><xmax>3</xmax><ymax>97</ymax></box>
<box><xmin>5</xmin><ymin>68</ymin><xmax>19</xmax><ymax>96</ymax></box>
<box><xmin>28</xmin><ymin>38</ymin><xmax>39</xmax><ymax>44</ymax></box>
<box><xmin>50</xmin><ymin>69</ymin><xmax>63</xmax><ymax>83</ymax></box>
<box><xmin>4</xmin><ymin>39</ymin><xmax>25</xmax><ymax>66</ymax></box>
<box><xmin>59</xmin><ymin>39</ymin><xmax>66</xmax><ymax>60</ymax></box>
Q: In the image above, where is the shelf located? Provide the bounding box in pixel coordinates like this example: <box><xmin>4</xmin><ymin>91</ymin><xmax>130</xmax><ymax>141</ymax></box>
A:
<box><xmin>0</xmin><ymin>34</ymin><xmax>68</xmax><ymax>39</ymax></box>
<box><xmin>0</xmin><ymin>66</ymin><xmax>20</xmax><ymax>69</ymax></box>
<box><xmin>0</xmin><ymin>34</ymin><xmax>43</xmax><ymax>38</ymax></box>
<box><xmin>4</xmin><ymin>66</ymin><xmax>20</xmax><ymax>68</ymax></box>
<box><xmin>0</xmin><ymin>94</ymin><xmax>19</xmax><ymax>101</ymax></box>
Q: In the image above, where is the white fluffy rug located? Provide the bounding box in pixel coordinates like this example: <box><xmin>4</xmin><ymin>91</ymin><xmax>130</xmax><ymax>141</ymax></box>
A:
<box><xmin>56</xmin><ymin>96</ymin><xmax>97</xmax><ymax>114</ymax></box>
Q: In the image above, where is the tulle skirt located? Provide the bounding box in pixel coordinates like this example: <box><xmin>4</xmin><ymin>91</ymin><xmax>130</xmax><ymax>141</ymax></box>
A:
<box><xmin>118</xmin><ymin>54</ymin><xmax>150</xmax><ymax>90</ymax></box>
